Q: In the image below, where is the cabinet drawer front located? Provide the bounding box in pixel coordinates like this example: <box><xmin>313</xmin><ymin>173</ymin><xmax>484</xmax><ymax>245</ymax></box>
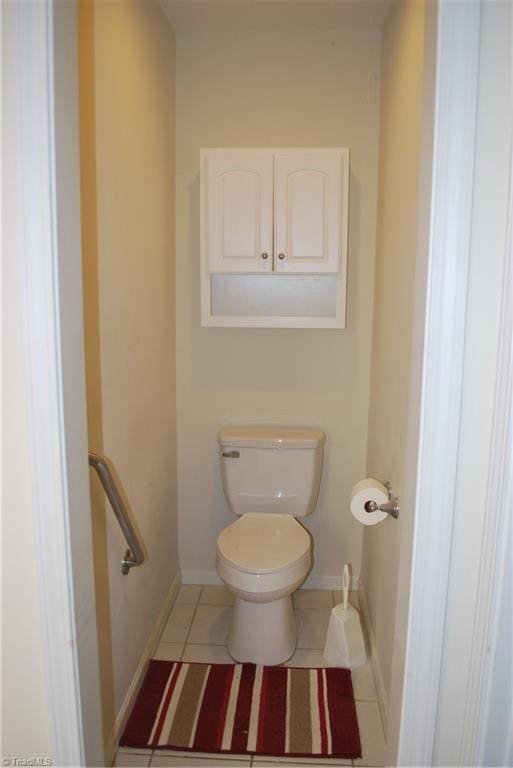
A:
<box><xmin>274</xmin><ymin>152</ymin><xmax>346</xmax><ymax>274</ymax></box>
<box><xmin>204</xmin><ymin>153</ymin><xmax>273</xmax><ymax>273</ymax></box>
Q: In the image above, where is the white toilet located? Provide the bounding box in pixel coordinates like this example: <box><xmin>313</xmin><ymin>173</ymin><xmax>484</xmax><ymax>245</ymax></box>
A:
<box><xmin>216</xmin><ymin>426</ymin><xmax>325</xmax><ymax>665</ymax></box>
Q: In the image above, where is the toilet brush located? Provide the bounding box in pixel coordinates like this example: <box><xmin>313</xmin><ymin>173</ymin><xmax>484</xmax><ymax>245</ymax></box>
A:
<box><xmin>323</xmin><ymin>564</ymin><xmax>367</xmax><ymax>668</ymax></box>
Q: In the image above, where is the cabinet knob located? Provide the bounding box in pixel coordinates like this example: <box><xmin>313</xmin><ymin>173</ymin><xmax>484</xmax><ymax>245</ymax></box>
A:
<box><xmin>278</xmin><ymin>253</ymin><xmax>286</xmax><ymax>260</ymax></box>
<box><xmin>261</xmin><ymin>252</ymin><xmax>269</xmax><ymax>260</ymax></box>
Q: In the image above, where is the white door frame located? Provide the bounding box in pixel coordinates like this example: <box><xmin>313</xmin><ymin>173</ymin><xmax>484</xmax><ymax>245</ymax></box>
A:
<box><xmin>14</xmin><ymin>0</ymin><xmax>508</xmax><ymax>765</ymax></box>
<box><xmin>396</xmin><ymin>2</ymin><xmax>482</xmax><ymax>764</ymax></box>
<box><xmin>11</xmin><ymin>0</ymin><xmax>103</xmax><ymax>764</ymax></box>
<box><xmin>470</xmin><ymin>139</ymin><xmax>513</xmax><ymax>766</ymax></box>
<box><xmin>398</xmin><ymin>2</ymin><xmax>513</xmax><ymax>766</ymax></box>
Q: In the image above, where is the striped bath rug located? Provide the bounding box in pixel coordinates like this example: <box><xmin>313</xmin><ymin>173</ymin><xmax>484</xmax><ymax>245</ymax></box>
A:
<box><xmin>120</xmin><ymin>661</ymin><xmax>361</xmax><ymax>759</ymax></box>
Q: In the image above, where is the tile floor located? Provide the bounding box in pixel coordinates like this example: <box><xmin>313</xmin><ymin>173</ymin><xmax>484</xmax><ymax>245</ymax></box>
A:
<box><xmin>114</xmin><ymin>587</ymin><xmax>386</xmax><ymax>768</ymax></box>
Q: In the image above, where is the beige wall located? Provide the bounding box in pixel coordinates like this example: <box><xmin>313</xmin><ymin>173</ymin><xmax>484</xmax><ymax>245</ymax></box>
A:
<box><xmin>362</xmin><ymin>0</ymin><xmax>429</xmax><ymax>712</ymax></box>
<box><xmin>175</xmin><ymin>31</ymin><xmax>380</xmax><ymax>585</ymax></box>
<box><xmin>79</xmin><ymin>0</ymin><xmax>178</xmax><ymax>751</ymax></box>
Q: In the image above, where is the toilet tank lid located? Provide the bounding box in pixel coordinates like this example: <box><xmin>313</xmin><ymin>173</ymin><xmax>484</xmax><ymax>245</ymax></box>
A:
<box><xmin>218</xmin><ymin>426</ymin><xmax>325</xmax><ymax>449</ymax></box>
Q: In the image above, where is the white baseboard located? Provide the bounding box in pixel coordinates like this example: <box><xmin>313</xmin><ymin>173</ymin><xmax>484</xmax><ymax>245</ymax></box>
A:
<box><xmin>181</xmin><ymin>569</ymin><xmax>224</xmax><ymax>586</ymax></box>
<box><xmin>358</xmin><ymin>580</ymin><xmax>389</xmax><ymax>734</ymax></box>
<box><xmin>182</xmin><ymin>569</ymin><xmax>359</xmax><ymax>591</ymax></box>
<box><xmin>106</xmin><ymin>571</ymin><xmax>181</xmax><ymax>764</ymax></box>
<box><xmin>303</xmin><ymin>573</ymin><xmax>360</xmax><ymax>591</ymax></box>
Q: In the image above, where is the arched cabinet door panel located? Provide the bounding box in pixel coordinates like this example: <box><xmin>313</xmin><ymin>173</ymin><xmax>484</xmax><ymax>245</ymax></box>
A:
<box><xmin>203</xmin><ymin>152</ymin><xmax>273</xmax><ymax>273</ymax></box>
<box><xmin>273</xmin><ymin>152</ymin><xmax>348</xmax><ymax>274</ymax></box>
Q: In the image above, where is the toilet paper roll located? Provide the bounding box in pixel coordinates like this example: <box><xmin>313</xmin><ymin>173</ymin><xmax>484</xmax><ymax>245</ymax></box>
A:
<box><xmin>350</xmin><ymin>478</ymin><xmax>389</xmax><ymax>526</ymax></box>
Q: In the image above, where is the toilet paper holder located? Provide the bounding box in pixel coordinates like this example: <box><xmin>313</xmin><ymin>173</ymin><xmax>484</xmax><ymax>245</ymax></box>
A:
<box><xmin>364</xmin><ymin>481</ymin><xmax>400</xmax><ymax>520</ymax></box>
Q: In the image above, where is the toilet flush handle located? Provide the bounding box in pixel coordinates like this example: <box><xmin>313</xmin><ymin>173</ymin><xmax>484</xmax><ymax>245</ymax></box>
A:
<box><xmin>222</xmin><ymin>450</ymin><xmax>240</xmax><ymax>458</ymax></box>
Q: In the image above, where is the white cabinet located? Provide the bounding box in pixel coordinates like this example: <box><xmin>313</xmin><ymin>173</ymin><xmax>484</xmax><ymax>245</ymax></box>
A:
<box><xmin>200</xmin><ymin>148</ymin><xmax>349</xmax><ymax>328</ymax></box>
<box><xmin>203</xmin><ymin>153</ymin><xmax>273</xmax><ymax>273</ymax></box>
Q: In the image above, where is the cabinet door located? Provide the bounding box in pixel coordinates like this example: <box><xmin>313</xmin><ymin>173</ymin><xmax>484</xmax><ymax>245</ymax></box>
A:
<box><xmin>273</xmin><ymin>152</ymin><xmax>346</xmax><ymax>274</ymax></box>
<box><xmin>203</xmin><ymin>152</ymin><xmax>273</xmax><ymax>273</ymax></box>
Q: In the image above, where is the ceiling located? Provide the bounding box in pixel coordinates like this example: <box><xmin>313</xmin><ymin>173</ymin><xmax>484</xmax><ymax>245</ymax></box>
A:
<box><xmin>159</xmin><ymin>0</ymin><xmax>393</xmax><ymax>35</ymax></box>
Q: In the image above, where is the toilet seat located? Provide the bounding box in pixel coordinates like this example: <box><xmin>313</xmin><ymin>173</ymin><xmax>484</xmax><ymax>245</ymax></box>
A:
<box><xmin>217</xmin><ymin>512</ymin><xmax>311</xmax><ymax>575</ymax></box>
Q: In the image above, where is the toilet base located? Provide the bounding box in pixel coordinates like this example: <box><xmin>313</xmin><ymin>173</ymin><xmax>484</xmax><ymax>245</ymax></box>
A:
<box><xmin>228</xmin><ymin>595</ymin><xmax>297</xmax><ymax>666</ymax></box>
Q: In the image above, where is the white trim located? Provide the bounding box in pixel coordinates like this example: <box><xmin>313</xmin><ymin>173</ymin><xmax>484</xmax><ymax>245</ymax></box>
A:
<box><xmin>16</xmin><ymin>2</ymin><xmax>85</xmax><ymax>763</ymax></box>
<box><xmin>465</xmin><ymin>123</ymin><xmax>513</xmax><ymax>766</ymax></box>
<box><xmin>181</xmin><ymin>569</ymin><xmax>224</xmax><ymax>586</ymax></box>
<box><xmin>303</xmin><ymin>573</ymin><xmax>359</xmax><ymax>591</ymax></box>
<box><xmin>397</xmin><ymin>3</ymin><xmax>481</xmax><ymax>766</ymax></box>
<box><xmin>199</xmin><ymin>313</ymin><xmax>345</xmax><ymax>330</ymax></box>
<box><xmin>181</xmin><ymin>570</ymin><xmax>358</xmax><ymax>591</ymax></box>
<box><xmin>200</xmin><ymin>147</ymin><xmax>350</xmax><ymax>156</ymax></box>
<box><xmin>358</xmin><ymin>582</ymin><xmax>389</xmax><ymax>734</ymax></box>
<box><xmin>106</xmin><ymin>573</ymin><xmax>182</xmax><ymax>763</ymax></box>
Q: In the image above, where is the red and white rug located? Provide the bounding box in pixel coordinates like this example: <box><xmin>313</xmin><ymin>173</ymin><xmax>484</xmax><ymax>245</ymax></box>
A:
<box><xmin>120</xmin><ymin>661</ymin><xmax>361</xmax><ymax>759</ymax></box>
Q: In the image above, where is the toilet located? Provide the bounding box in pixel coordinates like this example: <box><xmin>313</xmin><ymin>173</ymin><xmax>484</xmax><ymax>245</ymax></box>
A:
<box><xmin>216</xmin><ymin>426</ymin><xmax>325</xmax><ymax>665</ymax></box>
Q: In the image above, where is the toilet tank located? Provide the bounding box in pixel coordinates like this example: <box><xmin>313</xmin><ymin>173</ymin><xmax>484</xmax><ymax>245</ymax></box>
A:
<box><xmin>218</xmin><ymin>426</ymin><xmax>325</xmax><ymax>517</ymax></box>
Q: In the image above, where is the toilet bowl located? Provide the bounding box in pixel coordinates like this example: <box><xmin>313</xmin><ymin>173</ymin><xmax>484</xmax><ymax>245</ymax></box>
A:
<box><xmin>215</xmin><ymin>426</ymin><xmax>325</xmax><ymax>665</ymax></box>
<box><xmin>217</xmin><ymin>513</ymin><xmax>311</xmax><ymax>665</ymax></box>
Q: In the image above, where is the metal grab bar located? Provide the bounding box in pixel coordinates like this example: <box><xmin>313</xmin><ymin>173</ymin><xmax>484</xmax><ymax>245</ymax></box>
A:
<box><xmin>88</xmin><ymin>451</ymin><xmax>145</xmax><ymax>574</ymax></box>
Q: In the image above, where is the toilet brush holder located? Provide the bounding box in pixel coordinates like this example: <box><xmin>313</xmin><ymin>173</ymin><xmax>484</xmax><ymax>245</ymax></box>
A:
<box><xmin>323</xmin><ymin>603</ymin><xmax>367</xmax><ymax>668</ymax></box>
<box><xmin>323</xmin><ymin>563</ymin><xmax>367</xmax><ymax>668</ymax></box>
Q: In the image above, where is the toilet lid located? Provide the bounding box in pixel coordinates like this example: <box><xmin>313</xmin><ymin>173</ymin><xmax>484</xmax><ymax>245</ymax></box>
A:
<box><xmin>217</xmin><ymin>513</ymin><xmax>311</xmax><ymax>574</ymax></box>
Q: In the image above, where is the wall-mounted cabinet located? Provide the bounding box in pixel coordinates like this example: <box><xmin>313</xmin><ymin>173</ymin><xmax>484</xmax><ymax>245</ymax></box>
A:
<box><xmin>201</xmin><ymin>148</ymin><xmax>349</xmax><ymax>328</ymax></box>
